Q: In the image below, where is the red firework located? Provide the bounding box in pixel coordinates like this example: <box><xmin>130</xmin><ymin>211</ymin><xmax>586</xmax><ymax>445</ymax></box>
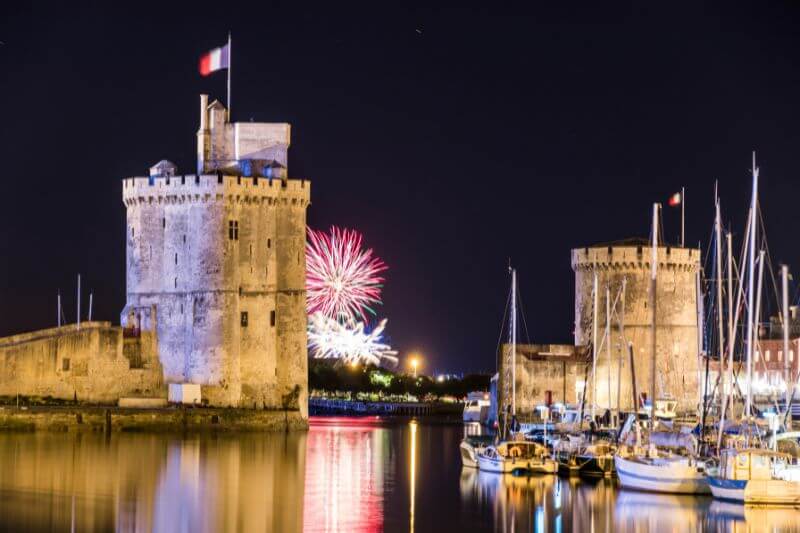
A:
<box><xmin>306</xmin><ymin>226</ymin><xmax>388</xmax><ymax>321</ymax></box>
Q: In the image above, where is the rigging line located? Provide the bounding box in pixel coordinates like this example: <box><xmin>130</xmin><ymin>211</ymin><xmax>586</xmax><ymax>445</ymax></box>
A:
<box><xmin>516</xmin><ymin>281</ymin><xmax>533</xmax><ymax>345</ymax></box>
<box><xmin>756</xmin><ymin>199</ymin><xmax>781</xmax><ymax>321</ymax></box>
<box><xmin>494</xmin><ymin>282</ymin><xmax>512</xmax><ymax>372</ymax></box>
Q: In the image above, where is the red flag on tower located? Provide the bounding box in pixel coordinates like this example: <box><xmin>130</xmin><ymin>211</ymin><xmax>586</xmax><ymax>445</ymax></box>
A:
<box><xmin>668</xmin><ymin>191</ymin><xmax>682</xmax><ymax>207</ymax></box>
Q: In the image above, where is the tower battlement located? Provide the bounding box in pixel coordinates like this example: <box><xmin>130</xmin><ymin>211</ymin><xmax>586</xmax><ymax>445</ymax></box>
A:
<box><xmin>571</xmin><ymin>244</ymin><xmax>699</xmax><ymax>272</ymax></box>
<box><xmin>123</xmin><ymin>175</ymin><xmax>310</xmax><ymax>206</ymax></box>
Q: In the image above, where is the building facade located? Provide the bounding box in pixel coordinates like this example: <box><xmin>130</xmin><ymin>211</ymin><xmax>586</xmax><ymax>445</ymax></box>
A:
<box><xmin>572</xmin><ymin>240</ymin><xmax>702</xmax><ymax>413</ymax></box>
<box><xmin>121</xmin><ymin>95</ymin><xmax>310</xmax><ymax>412</ymax></box>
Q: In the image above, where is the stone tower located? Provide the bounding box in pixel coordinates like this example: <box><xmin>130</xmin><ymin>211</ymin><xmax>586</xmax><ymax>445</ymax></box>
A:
<box><xmin>121</xmin><ymin>95</ymin><xmax>310</xmax><ymax>414</ymax></box>
<box><xmin>572</xmin><ymin>241</ymin><xmax>701</xmax><ymax>413</ymax></box>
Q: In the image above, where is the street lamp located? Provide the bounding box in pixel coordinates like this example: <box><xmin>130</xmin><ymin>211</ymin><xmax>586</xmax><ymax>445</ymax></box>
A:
<box><xmin>409</xmin><ymin>356</ymin><xmax>420</xmax><ymax>378</ymax></box>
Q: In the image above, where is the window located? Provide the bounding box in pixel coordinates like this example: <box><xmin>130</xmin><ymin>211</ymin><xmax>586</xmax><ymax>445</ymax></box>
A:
<box><xmin>62</xmin><ymin>358</ymin><xmax>70</xmax><ymax>371</ymax></box>
<box><xmin>183</xmin><ymin>234</ymin><xmax>186</xmax><ymax>244</ymax></box>
<box><xmin>267</xmin><ymin>238</ymin><xmax>271</xmax><ymax>249</ymax></box>
<box><xmin>249</xmin><ymin>244</ymin><xmax>253</xmax><ymax>259</ymax></box>
<box><xmin>270</xmin><ymin>310</ymin><xmax>276</xmax><ymax>327</ymax></box>
<box><xmin>175</xmin><ymin>253</ymin><xmax>178</xmax><ymax>265</ymax></box>
<box><xmin>131</xmin><ymin>227</ymin><xmax>135</xmax><ymax>238</ymax></box>
<box><xmin>228</xmin><ymin>220</ymin><xmax>239</xmax><ymax>240</ymax></box>
<box><xmin>162</xmin><ymin>217</ymin><xmax>166</xmax><ymax>228</ymax></box>
<box><xmin>174</xmin><ymin>277</ymin><xmax>177</xmax><ymax>288</ymax></box>
<box><xmin>241</xmin><ymin>311</ymin><xmax>248</xmax><ymax>327</ymax></box>
<box><xmin>766</xmin><ymin>350</ymin><xmax>771</xmax><ymax>362</ymax></box>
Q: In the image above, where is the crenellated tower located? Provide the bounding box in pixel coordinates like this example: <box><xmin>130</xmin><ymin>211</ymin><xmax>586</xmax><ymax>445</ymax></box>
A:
<box><xmin>572</xmin><ymin>241</ymin><xmax>701</xmax><ymax>414</ymax></box>
<box><xmin>121</xmin><ymin>95</ymin><xmax>310</xmax><ymax>414</ymax></box>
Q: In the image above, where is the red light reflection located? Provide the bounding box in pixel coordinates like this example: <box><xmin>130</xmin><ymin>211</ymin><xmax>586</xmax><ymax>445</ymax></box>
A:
<box><xmin>304</xmin><ymin>418</ymin><xmax>385</xmax><ymax>532</ymax></box>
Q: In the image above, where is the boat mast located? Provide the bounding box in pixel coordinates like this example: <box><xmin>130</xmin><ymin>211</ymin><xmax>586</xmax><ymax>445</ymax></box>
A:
<box><xmin>650</xmin><ymin>202</ymin><xmax>659</xmax><ymax>435</ymax></box>
<box><xmin>607</xmin><ymin>284</ymin><xmax>612</xmax><ymax>424</ymax></box>
<box><xmin>713</xmin><ymin>199</ymin><xmax>725</xmax><ymax>435</ymax></box>
<box><xmin>511</xmin><ymin>267</ymin><xmax>517</xmax><ymax>417</ymax></box>
<box><xmin>783</xmin><ymin>265</ymin><xmax>792</xmax><ymax>431</ymax></box>
<box><xmin>617</xmin><ymin>278</ymin><xmax>627</xmax><ymax>422</ymax></box>
<box><xmin>745</xmin><ymin>153</ymin><xmax>759</xmax><ymax>420</ymax></box>
<box><xmin>592</xmin><ymin>271</ymin><xmax>599</xmax><ymax>422</ymax></box>
<box><xmin>754</xmin><ymin>249</ymin><xmax>766</xmax><ymax>373</ymax></box>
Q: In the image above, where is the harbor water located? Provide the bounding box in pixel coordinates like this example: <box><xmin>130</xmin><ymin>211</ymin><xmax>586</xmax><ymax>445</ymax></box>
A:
<box><xmin>0</xmin><ymin>417</ymin><xmax>796</xmax><ymax>532</ymax></box>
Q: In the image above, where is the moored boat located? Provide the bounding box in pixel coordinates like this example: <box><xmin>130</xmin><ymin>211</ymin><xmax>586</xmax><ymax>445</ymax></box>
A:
<box><xmin>707</xmin><ymin>448</ymin><xmax>800</xmax><ymax>504</ymax></box>
<box><xmin>460</xmin><ymin>435</ymin><xmax>494</xmax><ymax>468</ymax></box>
<box><xmin>477</xmin><ymin>441</ymin><xmax>557</xmax><ymax>474</ymax></box>
<box><xmin>615</xmin><ymin>447</ymin><xmax>710</xmax><ymax>494</ymax></box>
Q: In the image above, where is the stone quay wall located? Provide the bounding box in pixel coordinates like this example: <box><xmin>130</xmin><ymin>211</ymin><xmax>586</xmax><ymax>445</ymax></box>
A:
<box><xmin>0</xmin><ymin>322</ymin><xmax>163</xmax><ymax>403</ymax></box>
<box><xmin>122</xmin><ymin>175</ymin><xmax>310</xmax><ymax>414</ymax></box>
<box><xmin>572</xmin><ymin>244</ymin><xmax>702</xmax><ymax>413</ymax></box>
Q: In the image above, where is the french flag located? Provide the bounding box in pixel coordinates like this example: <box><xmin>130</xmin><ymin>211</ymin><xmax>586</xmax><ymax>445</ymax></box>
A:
<box><xmin>199</xmin><ymin>43</ymin><xmax>229</xmax><ymax>76</ymax></box>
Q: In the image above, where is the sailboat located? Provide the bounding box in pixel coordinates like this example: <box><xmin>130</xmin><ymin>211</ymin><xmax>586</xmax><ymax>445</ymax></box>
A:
<box><xmin>473</xmin><ymin>267</ymin><xmax>558</xmax><ymax>475</ymax></box>
<box><xmin>706</xmin><ymin>154</ymin><xmax>800</xmax><ymax>504</ymax></box>
<box><xmin>614</xmin><ymin>203</ymin><xmax>711</xmax><ymax>494</ymax></box>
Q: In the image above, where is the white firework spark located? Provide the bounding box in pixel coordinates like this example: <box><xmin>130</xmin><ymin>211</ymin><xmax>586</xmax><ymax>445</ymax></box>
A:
<box><xmin>308</xmin><ymin>312</ymin><xmax>398</xmax><ymax>367</ymax></box>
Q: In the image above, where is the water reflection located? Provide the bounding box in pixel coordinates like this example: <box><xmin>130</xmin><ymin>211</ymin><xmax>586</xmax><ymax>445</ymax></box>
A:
<box><xmin>0</xmin><ymin>432</ymin><xmax>306</xmax><ymax>532</ymax></box>
<box><xmin>0</xmin><ymin>421</ymin><xmax>796</xmax><ymax>532</ymax></box>
<box><xmin>304</xmin><ymin>417</ymin><xmax>390</xmax><ymax>532</ymax></box>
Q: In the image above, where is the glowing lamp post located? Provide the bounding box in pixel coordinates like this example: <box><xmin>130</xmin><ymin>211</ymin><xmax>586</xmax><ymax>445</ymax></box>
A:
<box><xmin>409</xmin><ymin>357</ymin><xmax>420</xmax><ymax>379</ymax></box>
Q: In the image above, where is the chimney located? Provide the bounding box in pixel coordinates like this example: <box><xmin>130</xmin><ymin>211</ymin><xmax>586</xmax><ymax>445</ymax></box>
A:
<box><xmin>197</xmin><ymin>94</ymin><xmax>210</xmax><ymax>174</ymax></box>
<box><xmin>199</xmin><ymin>94</ymin><xmax>209</xmax><ymax>131</ymax></box>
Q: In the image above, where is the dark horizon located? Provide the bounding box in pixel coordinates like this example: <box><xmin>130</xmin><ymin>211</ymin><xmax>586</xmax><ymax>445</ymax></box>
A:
<box><xmin>3</xmin><ymin>4</ymin><xmax>800</xmax><ymax>373</ymax></box>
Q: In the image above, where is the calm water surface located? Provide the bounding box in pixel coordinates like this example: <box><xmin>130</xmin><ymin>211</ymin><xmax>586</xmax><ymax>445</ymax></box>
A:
<box><xmin>0</xmin><ymin>416</ymin><xmax>797</xmax><ymax>532</ymax></box>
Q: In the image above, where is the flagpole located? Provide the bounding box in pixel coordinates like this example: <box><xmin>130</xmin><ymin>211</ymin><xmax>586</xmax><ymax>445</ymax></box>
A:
<box><xmin>227</xmin><ymin>31</ymin><xmax>232</xmax><ymax>122</ymax></box>
<box><xmin>681</xmin><ymin>186</ymin><xmax>685</xmax><ymax>247</ymax></box>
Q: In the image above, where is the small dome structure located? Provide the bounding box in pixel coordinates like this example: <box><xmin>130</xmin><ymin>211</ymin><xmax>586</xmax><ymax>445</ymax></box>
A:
<box><xmin>149</xmin><ymin>160</ymin><xmax>177</xmax><ymax>177</ymax></box>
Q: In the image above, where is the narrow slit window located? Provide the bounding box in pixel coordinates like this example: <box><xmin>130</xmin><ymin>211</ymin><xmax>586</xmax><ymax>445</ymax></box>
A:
<box><xmin>270</xmin><ymin>310</ymin><xmax>276</xmax><ymax>327</ymax></box>
<box><xmin>228</xmin><ymin>220</ymin><xmax>239</xmax><ymax>241</ymax></box>
<box><xmin>241</xmin><ymin>311</ymin><xmax>248</xmax><ymax>327</ymax></box>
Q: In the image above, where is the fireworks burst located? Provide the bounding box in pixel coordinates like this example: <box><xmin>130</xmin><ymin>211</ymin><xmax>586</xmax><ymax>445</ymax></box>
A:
<box><xmin>307</xmin><ymin>312</ymin><xmax>398</xmax><ymax>366</ymax></box>
<box><xmin>306</xmin><ymin>226</ymin><xmax>387</xmax><ymax>321</ymax></box>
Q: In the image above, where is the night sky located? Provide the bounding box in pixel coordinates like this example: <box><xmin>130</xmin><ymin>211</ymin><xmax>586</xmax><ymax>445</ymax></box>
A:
<box><xmin>3</xmin><ymin>4</ymin><xmax>800</xmax><ymax>373</ymax></box>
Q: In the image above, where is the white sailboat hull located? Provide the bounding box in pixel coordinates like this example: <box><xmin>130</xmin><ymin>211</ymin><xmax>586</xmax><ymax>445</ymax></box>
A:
<box><xmin>477</xmin><ymin>454</ymin><xmax>530</xmax><ymax>474</ymax></box>
<box><xmin>615</xmin><ymin>455</ymin><xmax>710</xmax><ymax>495</ymax></box>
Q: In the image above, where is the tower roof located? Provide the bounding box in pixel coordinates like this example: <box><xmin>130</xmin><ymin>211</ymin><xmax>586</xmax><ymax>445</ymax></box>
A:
<box><xmin>149</xmin><ymin>160</ymin><xmax>177</xmax><ymax>177</ymax></box>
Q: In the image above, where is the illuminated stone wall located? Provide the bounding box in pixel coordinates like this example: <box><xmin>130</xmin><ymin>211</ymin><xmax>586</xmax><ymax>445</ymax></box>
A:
<box><xmin>572</xmin><ymin>243</ymin><xmax>702</xmax><ymax>413</ymax></box>
<box><xmin>0</xmin><ymin>322</ymin><xmax>162</xmax><ymax>402</ymax></box>
<box><xmin>120</xmin><ymin>97</ymin><xmax>310</xmax><ymax>412</ymax></box>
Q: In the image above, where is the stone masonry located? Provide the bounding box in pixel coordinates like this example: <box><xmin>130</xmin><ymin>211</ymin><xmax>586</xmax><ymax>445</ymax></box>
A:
<box><xmin>572</xmin><ymin>241</ymin><xmax>702</xmax><ymax>413</ymax></box>
<box><xmin>0</xmin><ymin>95</ymin><xmax>311</xmax><ymax>419</ymax></box>
<box><xmin>121</xmin><ymin>95</ymin><xmax>311</xmax><ymax>413</ymax></box>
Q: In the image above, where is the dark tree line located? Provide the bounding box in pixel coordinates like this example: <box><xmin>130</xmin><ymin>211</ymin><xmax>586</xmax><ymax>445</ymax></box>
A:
<box><xmin>308</xmin><ymin>360</ymin><xmax>490</xmax><ymax>399</ymax></box>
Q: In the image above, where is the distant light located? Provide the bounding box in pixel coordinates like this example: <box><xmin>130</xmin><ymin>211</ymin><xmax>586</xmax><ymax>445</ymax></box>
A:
<box><xmin>437</xmin><ymin>375</ymin><xmax>445</xmax><ymax>383</ymax></box>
